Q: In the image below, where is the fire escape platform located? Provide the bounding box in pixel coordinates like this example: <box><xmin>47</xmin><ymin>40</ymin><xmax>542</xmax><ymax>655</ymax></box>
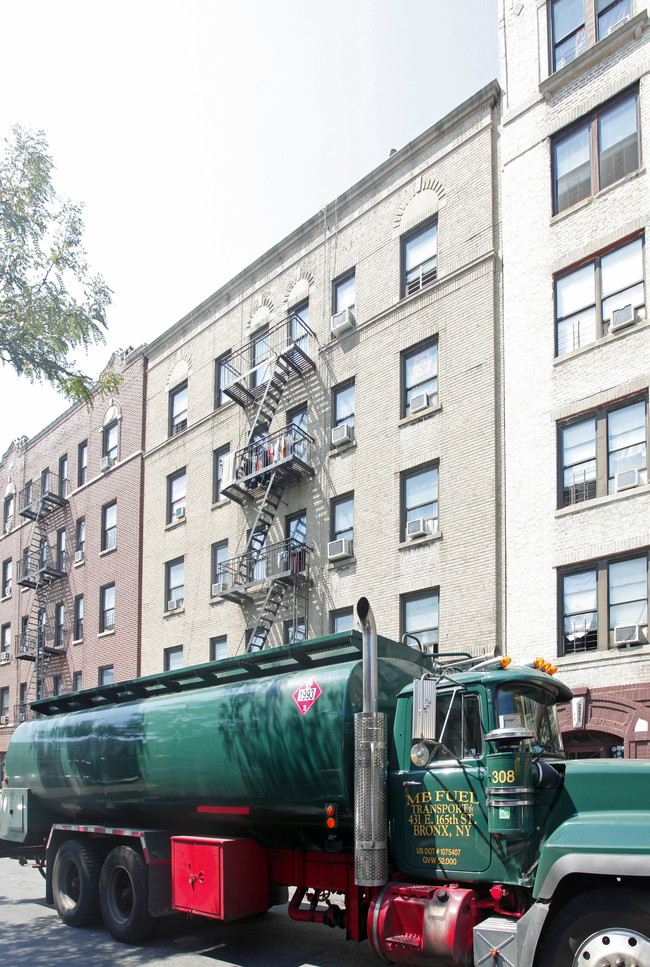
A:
<box><xmin>214</xmin><ymin>541</ymin><xmax>311</xmax><ymax>602</ymax></box>
<box><xmin>17</xmin><ymin>562</ymin><xmax>66</xmax><ymax>589</ymax></box>
<box><xmin>222</xmin><ymin>453</ymin><xmax>314</xmax><ymax>507</ymax></box>
<box><xmin>19</xmin><ymin>473</ymin><xmax>68</xmax><ymax>521</ymax></box>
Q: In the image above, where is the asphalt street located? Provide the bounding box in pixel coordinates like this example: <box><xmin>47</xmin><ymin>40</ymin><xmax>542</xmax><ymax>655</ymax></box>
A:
<box><xmin>0</xmin><ymin>858</ymin><xmax>379</xmax><ymax>967</ymax></box>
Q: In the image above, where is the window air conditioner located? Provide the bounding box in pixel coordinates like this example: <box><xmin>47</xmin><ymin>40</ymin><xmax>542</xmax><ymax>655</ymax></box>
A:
<box><xmin>611</xmin><ymin>304</ymin><xmax>634</xmax><ymax>332</ymax></box>
<box><xmin>331</xmin><ymin>424</ymin><xmax>353</xmax><ymax>448</ymax></box>
<box><xmin>5</xmin><ymin>517</ymin><xmax>13</xmax><ymax>533</ymax></box>
<box><xmin>100</xmin><ymin>456</ymin><xmax>111</xmax><ymax>471</ymax></box>
<box><xmin>410</xmin><ymin>392</ymin><xmax>430</xmax><ymax>415</ymax></box>
<box><xmin>174</xmin><ymin>506</ymin><xmax>186</xmax><ymax>520</ymax></box>
<box><xmin>615</xmin><ymin>468</ymin><xmax>639</xmax><ymax>492</ymax></box>
<box><xmin>406</xmin><ymin>518</ymin><xmax>428</xmax><ymax>540</ymax></box>
<box><xmin>167</xmin><ymin>598</ymin><xmax>184</xmax><ymax>612</ymax></box>
<box><xmin>327</xmin><ymin>539</ymin><xmax>353</xmax><ymax>562</ymax></box>
<box><xmin>0</xmin><ymin>652</ymin><xmax>9</xmax><ymax>664</ymax></box>
<box><xmin>330</xmin><ymin>307</ymin><xmax>355</xmax><ymax>339</ymax></box>
<box><xmin>608</xmin><ymin>14</ymin><xmax>630</xmax><ymax>34</ymax></box>
<box><xmin>0</xmin><ymin>715</ymin><xmax>8</xmax><ymax>725</ymax></box>
<box><xmin>74</xmin><ymin>550</ymin><xmax>84</xmax><ymax>564</ymax></box>
<box><xmin>614</xmin><ymin>624</ymin><xmax>641</xmax><ymax>645</ymax></box>
<box><xmin>212</xmin><ymin>580</ymin><xmax>227</xmax><ymax>596</ymax></box>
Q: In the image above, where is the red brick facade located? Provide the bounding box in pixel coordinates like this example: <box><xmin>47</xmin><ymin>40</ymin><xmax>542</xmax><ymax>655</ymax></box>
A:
<box><xmin>0</xmin><ymin>349</ymin><xmax>146</xmax><ymax>777</ymax></box>
<box><xmin>558</xmin><ymin>682</ymin><xmax>650</xmax><ymax>759</ymax></box>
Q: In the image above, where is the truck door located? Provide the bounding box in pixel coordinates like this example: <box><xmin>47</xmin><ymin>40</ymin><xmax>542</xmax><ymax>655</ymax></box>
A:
<box><xmin>391</xmin><ymin>690</ymin><xmax>491</xmax><ymax>877</ymax></box>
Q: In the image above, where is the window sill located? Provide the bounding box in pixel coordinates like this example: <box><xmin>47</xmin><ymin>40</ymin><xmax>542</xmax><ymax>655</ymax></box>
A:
<box><xmin>74</xmin><ymin>557</ymin><xmax>85</xmax><ymax>568</ymax></box>
<box><xmin>551</xmin><ymin>166</ymin><xmax>646</xmax><ymax>223</ymax></box>
<box><xmin>72</xmin><ymin>637</ymin><xmax>82</xmax><ymax>646</ymax></box>
<box><xmin>1</xmin><ymin>593</ymin><xmax>10</xmax><ymax>602</ymax></box>
<box><xmin>328</xmin><ymin>441</ymin><xmax>357</xmax><ymax>458</ymax></box>
<box><xmin>557</xmin><ymin>640</ymin><xmax>650</xmax><ymax>665</ymax></box>
<box><xmin>211</xmin><ymin>498</ymin><xmax>229</xmax><ymax>510</ymax></box>
<box><xmin>99</xmin><ymin>546</ymin><xmax>117</xmax><ymax>557</ymax></box>
<box><xmin>398</xmin><ymin>531</ymin><xmax>442</xmax><ymax>550</ymax></box>
<box><xmin>540</xmin><ymin>12</ymin><xmax>649</xmax><ymax>102</ymax></box>
<box><xmin>399</xmin><ymin>403</ymin><xmax>442</xmax><ymax>428</ymax></box>
<box><xmin>327</xmin><ymin>556</ymin><xmax>356</xmax><ymax>571</ymax></box>
<box><xmin>554</xmin><ymin>314</ymin><xmax>649</xmax><ymax>365</ymax></box>
<box><xmin>98</xmin><ymin>628</ymin><xmax>115</xmax><ymax>639</ymax></box>
<box><xmin>164</xmin><ymin>607</ymin><xmax>185</xmax><ymax>618</ymax></box>
<box><xmin>166</xmin><ymin>515</ymin><xmax>186</xmax><ymax>530</ymax></box>
<box><xmin>555</xmin><ymin>482</ymin><xmax>650</xmax><ymax>517</ymax></box>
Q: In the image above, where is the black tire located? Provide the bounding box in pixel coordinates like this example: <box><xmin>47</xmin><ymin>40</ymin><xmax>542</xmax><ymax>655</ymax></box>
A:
<box><xmin>99</xmin><ymin>845</ymin><xmax>155</xmax><ymax>944</ymax></box>
<box><xmin>538</xmin><ymin>888</ymin><xmax>650</xmax><ymax>967</ymax></box>
<box><xmin>51</xmin><ymin>839</ymin><xmax>101</xmax><ymax>928</ymax></box>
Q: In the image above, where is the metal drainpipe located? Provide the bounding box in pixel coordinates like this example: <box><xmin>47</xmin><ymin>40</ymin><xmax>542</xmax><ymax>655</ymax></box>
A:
<box><xmin>354</xmin><ymin>598</ymin><xmax>388</xmax><ymax>887</ymax></box>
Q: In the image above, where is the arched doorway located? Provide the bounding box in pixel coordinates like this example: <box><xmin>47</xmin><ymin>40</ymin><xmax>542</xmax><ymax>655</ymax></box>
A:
<box><xmin>563</xmin><ymin>730</ymin><xmax>624</xmax><ymax>759</ymax></box>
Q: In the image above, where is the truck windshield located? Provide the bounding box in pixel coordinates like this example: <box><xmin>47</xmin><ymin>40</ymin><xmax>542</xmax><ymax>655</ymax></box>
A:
<box><xmin>495</xmin><ymin>684</ymin><xmax>565</xmax><ymax>756</ymax></box>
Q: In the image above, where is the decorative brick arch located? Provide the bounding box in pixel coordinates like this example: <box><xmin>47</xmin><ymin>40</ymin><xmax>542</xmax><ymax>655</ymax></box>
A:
<box><xmin>557</xmin><ymin>684</ymin><xmax>650</xmax><ymax>759</ymax></box>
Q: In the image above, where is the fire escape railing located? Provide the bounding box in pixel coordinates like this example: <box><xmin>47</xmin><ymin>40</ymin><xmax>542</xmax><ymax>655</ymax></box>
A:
<box><xmin>213</xmin><ymin>538</ymin><xmax>311</xmax><ymax>601</ymax></box>
<box><xmin>222</xmin><ymin>424</ymin><xmax>314</xmax><ymax>506</ymax></box>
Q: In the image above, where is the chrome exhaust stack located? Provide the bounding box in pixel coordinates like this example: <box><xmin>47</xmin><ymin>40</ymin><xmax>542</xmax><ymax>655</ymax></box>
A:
<box><xmin>354</xmin><ymin>597</ymin><xmax>388</xmax><ymax>887</ymax></box>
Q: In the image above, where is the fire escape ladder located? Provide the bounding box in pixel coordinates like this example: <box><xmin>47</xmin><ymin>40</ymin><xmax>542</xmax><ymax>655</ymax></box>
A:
<box><xmin>246</xmin><ymin>580</ymin><xmax>290</xmax><ymax>653</ymax></box>
<box><xmin>236</xmin><ymin>471</ymin><xmax>289</xmax><ymax>585</ymax></box>
<box><xmin>246</xmin><ymin>355</ymin><xmax>294</xmax><ymax>441</ymax></box>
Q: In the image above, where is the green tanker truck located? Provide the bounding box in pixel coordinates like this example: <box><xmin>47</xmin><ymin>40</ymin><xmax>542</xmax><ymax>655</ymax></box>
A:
<box><xmin>1</xmin><ymin>598</ymin><xmax>649</xmax><ymax>966</ymax></box>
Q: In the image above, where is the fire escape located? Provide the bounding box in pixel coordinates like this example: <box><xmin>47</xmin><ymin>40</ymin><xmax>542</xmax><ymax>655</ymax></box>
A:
<box><xmin>215</xmin><ymin>312</ymin><xmax>316</xmax><ymax>651</ymax></box>
<box><xmin>14</xmin><ymin>471</ymin><xmax>69</xmax><ymax>718</ymax></box>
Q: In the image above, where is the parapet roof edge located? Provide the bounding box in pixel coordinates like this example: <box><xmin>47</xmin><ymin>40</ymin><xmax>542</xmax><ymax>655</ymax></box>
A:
<box><xmin>147</xmin><ymin>80</ymin><xmax>501</xmax><ymax>358</ymax></box>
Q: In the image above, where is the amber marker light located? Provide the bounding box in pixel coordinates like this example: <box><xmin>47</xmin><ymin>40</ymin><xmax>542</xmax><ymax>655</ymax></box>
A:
<box><xmin>500</xmin><ymin>657</ymin><xmax>511</xmax><ymax>668</ymax></box>
<box><xmin>534</xmin><ymin>657</ymin><xmax>544</xmax><ymax>669</ymax></box>
<box><xmin>548</xmin><ymin>665</ymin><xmax>558</xmax><ymax>675</ymax></box>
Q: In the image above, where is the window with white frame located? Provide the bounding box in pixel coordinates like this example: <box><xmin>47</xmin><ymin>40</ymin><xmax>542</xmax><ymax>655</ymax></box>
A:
<box><xmin>332</xmin><ymin>380</ymin><xmax>355</xmax><ymax>441</ymax></box>
<box><xmin>169</xmin><ymin>382</ymin><xmax>188</xmax><ymax>436</ymax></box>
<box><xmin>213</xmin><ymin>445</ymin><xmax>230</xmax><ymax>502</ymax></box>
<box><xmin>3</xmin><ymin>493</ymin><xmax>14</xmax><ymax>534</ymax></box>
<box><xmin>333</xmin><ymin>270</ymin><xmax>355</xmax><ymax>316</ymax></box>
<box><xmin>78</xmin><ymin>440</ymin><xmax>88</xmax><ymax>486</ymax></box>
<box><xmin>289</xmin><ymin>300</ymin><xmax>309</xmax><ymax>354</ymax></box>
<box><xmin>559</xmin><ymin>397</ymin><xmax>647</xmax><ymax>506</ymax></box>
<box><xmin>164</xmin><ymin>646</ymin><xmax>183</xmax><ymax>671</ymax></box>
<box><xmin>561</xmin><ymin>552</ymin><xmax>648</xmax><ymax>654</ymax></box>
<box><xmin>100</xmin><ymin>584</ymin><xmax>115</xmax><ymax>633</ymax></box>
<box><xmin>331</xmin><ymin>494</ymin><xmax>354</xmax><ymax>552</ymax></box>
<box><xmin>212</xmin><ymin>540</ymin><xmax>228</xmax><ymax>591</ymax></box>
<box><xmin>402</xmin><ymin>220</ymin><xmax>438</xmax><ymax>297</ymax></box>
<box><xmin>553</xmin><ymin>88</ymin><xmax>639</xmax><ymax>214</ymax></box>
<box><xmin>215</xmin><ymin>352</ymin><xmax>232</xmax><ymax>407</ymax></box>
<box><xmin>555</xmin><ymin>235</ymin><xmax>644</xmax><ymax>355</ymax></box>
<box><xmin>58</xmin><ymin>454</ymin><xmax>68</xmax><ymax>497</ymax></box>
<box><xmin>1</xmin><ymin>623</ymin><xmax>10</xmax><ymax>656</ymax></box>
<box><xmin>402</xmin><ymin>464</ymin><xmax>439</xmax><ymax>540</ymax></box>
<box><xmin>401</xmin><ymin>589</ymin><xmax>439</xmax><ymax>653</ymax></box>
<box><xmin>250</xmin><ymin>327</ymin><xmax>270</xmax><ymax>388</ymax></box>
<box><xmin>74</xmin><ymin>594</ymin><xmax>84</xmax><ymax>641</ymax></box>
<box><xmin>102</xmin><ymin>501</ymin><xmax>117</xmax><ymax>551</ymax></box>
<box><xmin>76</xmin><ymin>517</ymin><xmax>85</xmax><ymax>559</ymax></box>
<box><xmin>54</xmin><ymin>602</ymin><xmax>65</xmax><ymax>649</ymax></box>
<box><xmin>103</xmin><ymin>421</ymin><xmax>119</xmax><ymax>462</ymax></box>
<box><xmin>57</xmin><ymin>529</ymin><xmax>66</xmax><ymax>571</ymax></box>
<box><xmin>403</xmin><ymin>339</ymin><xmax>438</xmax><ymax>416</ymax></box>
<box><xmin>166</xmin><ymin>558</ymin><xmax>184</xmax><ymax>610</ymax></box>
<box><xmin>168</xmin><ymin>469</ymin><xmax>186</xmax><ymax>522</ymax></box>
<box><xmin>2</xmin><ymin>559</ymin><xmax>11</xmax><ymax>598</ymax></box>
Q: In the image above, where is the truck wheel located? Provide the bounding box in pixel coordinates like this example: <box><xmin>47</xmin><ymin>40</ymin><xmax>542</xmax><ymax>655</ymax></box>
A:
<box><xmin>99</xmin><ymin>846</ymin><xmax>155</xmax><ymax>944</ymax></box>
<box><xmin>538</xmin><ymin>888</ymin><xmax>650</xmax><ymax>967</ymax></box>
<box><xmin>52</xmin><ymin>839</ymin><xmax>101</xmax><ymax>927</ymax></box>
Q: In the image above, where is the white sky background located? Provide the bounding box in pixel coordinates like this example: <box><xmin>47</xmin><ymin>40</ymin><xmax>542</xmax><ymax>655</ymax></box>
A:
<box><xmin>0</xmin><ymin>0</ymin><xmax>499</xmax><ymax>450</ymax></box>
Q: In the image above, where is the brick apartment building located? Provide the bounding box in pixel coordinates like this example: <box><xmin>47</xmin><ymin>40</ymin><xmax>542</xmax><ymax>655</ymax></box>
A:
<box><xmin>140</xmin><ymin>82</ymin><xmax>503</xmax><ymax>673</ymax></box>
<box><xmin>500</xmin><ymin>0</ymin><xmax>650</xmax><ymax>757</ymax></box>
<box><xmin>0</xmin><ymin>348</ymin><xmax>146</xmax><ymax>779</ymax></box>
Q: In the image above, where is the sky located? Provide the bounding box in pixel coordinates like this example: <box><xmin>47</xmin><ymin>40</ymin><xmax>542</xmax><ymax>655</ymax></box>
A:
<box><xmin>0</xmin><ymin>0</ymin><xmax>499</xmax><ymax>450</ymax></box>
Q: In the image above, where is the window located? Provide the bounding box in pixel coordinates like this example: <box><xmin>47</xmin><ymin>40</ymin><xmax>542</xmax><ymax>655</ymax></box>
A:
<box><xmin>169</xmin><ymin>382</ymin><xmax>188</xmax><ymax>436</ymax></box>
<box><xmin>78</xmin><ymin>440</ymin><xmax>88</xmax><ymax>486</ymax></box>
<box><xmin>55</xmin><ymin>603</ymin><xmax>65</xmax><ymax>649</ymax></box>
<box><xmin>332</xmin><ymin>380</ymin><xmax>355</xmax><ymax>438</ymax></box>
<box><xmin>1</xmin><ymin>623</ymin><xmax>10</xmax><ymax>656</ymax></box>
<box><xmin>555</xmin><ymin>236</ymin><xmax>644</xmax><ymax>354</ymax></box>
<box><xmin>422</xmin><ymin>691</ymin><xmax>482</xmax><ymax>763</ymax></box>
<box><xmin>284</xmin><ymin>618</ymin><xmax>306</xmax><ymax>644</ymax></box>
<box><xmin>164</xmin><ymin>646</ymin><xmax>183</xmax><ymax>671</ymax></box>
<box><xmin>559</xmin><ymin>397</ymin><xmax>647</xmax><ymax>506</ymax></box>
<box><xmin>72</xmin><ymin>671</ymin><xmax>82</xmax><ymax>691</ymax></box>
<box><xmin>167</xmin><ymin>469</ymin><xmax>186</xmax><ymax>522</ymax></box>
<box><xmin>58</xmin><ymin>454</ymin><xmax>68</xmax><ymax>497</ymax></box>
<box><xmin>38</xmin><ymin>536</ymin><xmax>48</xmax><ymax>571</ymax></box>
<box><xmin>41</xmin><ymin>467</ymin><xmax>50</xmax><ymax>495</ymax></box>
<box><xmin>402</xmin><ymin>589</ymin><xmax>439</xmax><ymax>653</ymax></box>
<box><xmin>561</xmin><ymin>552</ymin><xmax>648</xmax><ymax>653</ymax></box>
<box><xmin>331</xmin><ymin>493</ymin><xmax>354</xmax><ymax>549</ymax></box>
<box><xmin>402</xmin><ymin>464</ymin><xmax>439</xmax><ymax>539</ymax></box>
<box><xmin>56</xmin><ymin>529</ymin><xmax>66</xmax><ymax>571</ymax></box>
<box><xmin>212</xmin><ymin>540</ymin><xmax>228</xmax><ymax>590</ymax></box>
<box><xmin>3</xmin><ymin>493</ymin><xmax>14</xmax><ymax>533</ymax></box>
<box><xmin>101</xmin><ymin>502</ymin><xmax>117</xmax><ymax>551</ymax></box>
<box><xmin>289</xmin><ymin>300</ymin><xmax>309</xmax><ymax>354</ymax></box>
<box><xmin>330</xmin><ymin>608</ymin><xmax>354</xmax><ymax>633</ymax></box>
<box><xmin>24</xmin><ymin>479</ymin><xmax>32</xmax><ymax>508</ymax></box>
<box><xmin>550</xmin><ymin>0</ymin><xmax>632</xmax><ymax>72</ymax></box>
<box><xmin>289</xmin><ymin>405</ymin><xmax>308</xmax><ymax>462</ymax></box>
<box><xmin>100</xmin><ymin>584</ymin><xmax>115</xmax><ymax>633</ymax></box>
<box><xmin>20</xmin><ymin>617</ymin><xmax>28</xmax><ymax>651</ymax></box>
<box><xmin>213</xmin><ymin>445</ymin><xmax>231</xmax><ymax>502</ymax></box>
<box><xmin>74</xmin><ymin>595</ymin><xmax>84</xmax><ymax>641</ymax></box>
<box><xmin>2</xmin><ymin>559</ymin><xmax>11</xmax><ymax>598</ymax></box>
<box><xmin>403</xmin><ymin>339</ymin><xmax>438</xmax><ymax>416</ymax></box>
<box><xmin>0</xmin><ymin>687</ymin><xmax>9</xmax><ymax>722</ymax></box>
<box><xmin>210</xmin><ymin>635</ymin><xmax>227</xmax><ymax>661</ymax></box>
<box><xmin>103</xmin><ymin>421</ymin><xmax>118</xmax><ymax>462</ymax></box>
<box><xmin>52</xmin><ymin>675</ymin><xmax>63</xmax><ymax>697</ymax></box>
<box><xmin>250</xmin><ymin>327</ymin><xmax>270</xmax><ymax>388</ymax></box>
<box><xmin>37</xmin><ymin>609</ymin><xmax>46</xmax><ymax>649</ymax></box>
<box><xmin>402</xmin><ymin>220</ymin><xmax>438</xmax><ymax>296</ymax></box>
<box><xmin>0</xmin><ymin>752</ymin><xmax>5</xmax><ymax>782</ymax></box>
<box><xmin>99</xmin><ymin>665</ymin><xmax>114</xmax><ymax>686</ymax></box>
<box><xmin>333</xmin><ymin>271</ymin><xmax>355</xmax><ymax>316</ymax></box>
<box><xmin>215</xmin><ymin>352</ymin><xmax>232</xmax><ymax>407</ymax></box>
<box><xmin>76</xmin><ymin>517</ymin><xmax>85</xmax><ymax>559</ymax></box>
<box><xmin>553</xmin><ymin>89</ymin><xmax>639</xmax><ymax>213</ymax></box>
<box><xmin>166</xmin><ymin>558</ymin><xmax>184</xmax><ymax>610</ymax></box>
